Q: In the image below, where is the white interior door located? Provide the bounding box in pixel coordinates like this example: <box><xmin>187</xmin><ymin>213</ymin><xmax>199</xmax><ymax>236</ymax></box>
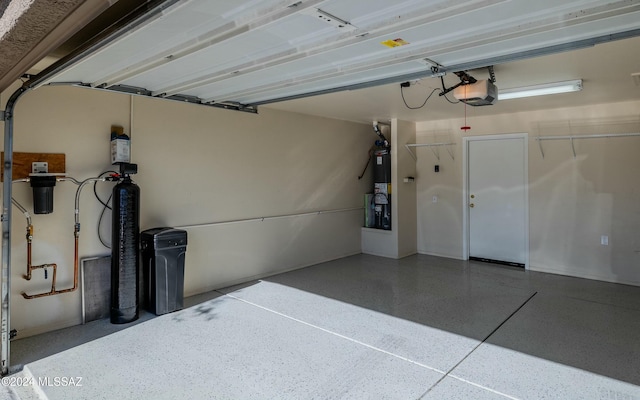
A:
<box><xmin>467</xmin><ymin>135</ymin><xmax>528</xmax><ymax>266</ymax></box>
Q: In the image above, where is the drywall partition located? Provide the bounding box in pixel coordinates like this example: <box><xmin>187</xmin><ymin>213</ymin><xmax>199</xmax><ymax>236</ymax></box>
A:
<box><xmin>361</xmin><ymin>118</ymin><xmax>417</xmax><ymax>258</ymax></box>
<box><xmin>1</xmin><ymin>84</ymin><xmax>371</xmax><ymax>337</ymax></box>
<box><xmin>392</xmin><ymin>119</ymin><xmax>418</xmax><ymax>258</ymax></box>
<box><xmin>133</xmin><ymin>98</ymin><xmax>370</xmax><ymax>293</ymax></box>
<box><xmin>416</xmin><ymin>99</ymin><xmax>640</xmax><ymax>286</ymax></box>
<box><xmin>414</xmin><ymin>130</ymin><xmax>463</xmax><ymax>260</ymax></box>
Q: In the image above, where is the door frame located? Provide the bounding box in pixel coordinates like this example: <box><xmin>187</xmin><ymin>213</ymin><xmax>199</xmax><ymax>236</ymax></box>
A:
<box><xmin>462</xmin><ymin>133</ymin><xmax>529</xmax><ymax>269</ymax></box>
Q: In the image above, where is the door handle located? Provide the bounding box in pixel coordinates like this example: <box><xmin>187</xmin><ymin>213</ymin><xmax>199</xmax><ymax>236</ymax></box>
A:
<box><xmin>470</xmin><ymin>203</ymin><xmax>475</xmax><ymax>208</ymax></box>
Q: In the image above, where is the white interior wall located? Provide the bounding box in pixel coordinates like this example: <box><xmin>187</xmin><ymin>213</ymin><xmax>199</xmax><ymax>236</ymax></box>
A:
<box><xmin>1</xmin><ymin>84</ymin><xmax>372</xmax><ymax>337</ymax></box>
<box><xmin>392</xmin><ymin>119</ymin><xmax>417</xmax><ymax>258</ymax></box>
<box><xmin>416</xmin><ymin>99</ymin><xmax>640</xmax><ymax>286</ymax></box>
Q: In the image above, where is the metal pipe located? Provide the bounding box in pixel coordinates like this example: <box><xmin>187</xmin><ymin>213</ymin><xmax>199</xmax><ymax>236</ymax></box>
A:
<box><xmin>11</xmin><ymin>198</ymin><xmax>31</xmax><ymax>227</ymax></box>
<box><xmin>75</xmin><ymin>178</ymin><xmax>106</xmax><ymax>225</ymax></box>
<box><xmin>58</xmin><ymin>176</ymin><xmax>82</xmax><ymax>185</ymax></box>
<box><xmin>25</xmin><ymin>225</ymin><xmax>34</xmax><ymax>281</ymax></box>
<box><xmin>2</xmin><ymin>85</ymin><xmax>28</xmax><ymax>376</ymax></box>
<box><xmin>12</xmin><ymin>179</ymin><xmax>32</xmax><ymax>227</ymax></box>
<box><xmin>20</xmin><ymin>177</ymin><xmax>105</xmax><ymax>299</ymax></box>
<box><xmin>174</xmin><ymin>207</ymin><xmax>364</xmax><ymax>230</ymax></box>
<box><xmin>21</xmin><ymin>224</ymin><xmax>80</xmax><ymax>299</ymax></box>
<box><xmin>10</xmin><ymin>181</ymin><xmax>46</xmax><ymax>283</ymax></box>
<box><xmin>372</xmin><ymin>121</ymin><xmax>389</xmax><ymax>145</ymax></box>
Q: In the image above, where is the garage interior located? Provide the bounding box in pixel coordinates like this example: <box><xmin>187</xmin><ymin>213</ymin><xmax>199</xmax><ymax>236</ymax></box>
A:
<box><xmin>1</xmin><ymin>0</ymin><xmax>639</xmax><ymax>399</ymax></box>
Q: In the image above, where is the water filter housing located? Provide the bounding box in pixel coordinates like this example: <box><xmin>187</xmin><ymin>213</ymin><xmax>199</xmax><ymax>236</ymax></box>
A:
<box><xmin>29</xmin><ymin>175</ymin><xmax>57</xmax><ymax>214</ymax></box>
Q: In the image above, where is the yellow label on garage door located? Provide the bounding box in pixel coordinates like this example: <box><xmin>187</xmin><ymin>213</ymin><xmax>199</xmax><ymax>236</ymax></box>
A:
<box><xmin>381</xmin><ymin>38</ymin><xmax>409</xmax><ymax>48</ymax></box>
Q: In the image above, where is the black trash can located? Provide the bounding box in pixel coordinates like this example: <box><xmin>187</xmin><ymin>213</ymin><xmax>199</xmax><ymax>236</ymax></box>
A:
<box><xmin>140</xmin><ymin>227</ymin><xmax>188</xmax><ymax>315</ymax></box>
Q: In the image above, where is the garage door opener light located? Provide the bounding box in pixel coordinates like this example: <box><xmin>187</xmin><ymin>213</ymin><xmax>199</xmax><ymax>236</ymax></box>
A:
<box><xmin>498</xmin><ymin>79</ymin><xmax>583</xmax><ymax>100</ymax></box>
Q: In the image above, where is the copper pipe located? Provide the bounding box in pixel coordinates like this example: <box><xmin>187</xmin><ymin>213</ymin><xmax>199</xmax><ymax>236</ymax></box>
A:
<box><xmin>25</xmin><ymin>225</ymin><xmax>33</xmax><ymax>280</ymax></box>
<box><xmin>20</xmin><ymin>176</ymin><xmax>104</xmax><ymax>299</ymax></box>
<box><xmin>26</xmin><ymin>243</ymin><xmax>32</xmax><ymax>281</ymax></box>
<box><xmin>23</xmin><ymin>263</ymin><xmax>56</xmax><ymax>284</ymax></box>
<box><xmin>21</xmin><ymin>229</ymin><xmax>80</xmax><ymax>299</ymax></box>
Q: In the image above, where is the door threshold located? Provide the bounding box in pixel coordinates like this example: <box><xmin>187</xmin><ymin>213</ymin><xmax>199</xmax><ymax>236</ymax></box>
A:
<box><xmin>469</xmin><ymin>256</ymin><xmax>524</xmax><ymax>268</ymax></box>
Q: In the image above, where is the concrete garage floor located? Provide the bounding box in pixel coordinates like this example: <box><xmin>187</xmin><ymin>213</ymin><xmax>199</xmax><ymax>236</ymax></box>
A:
<box><xmin>4</xmin><ymin>254</ymin><xmax>640</xmax><ymax>399</ymax></box>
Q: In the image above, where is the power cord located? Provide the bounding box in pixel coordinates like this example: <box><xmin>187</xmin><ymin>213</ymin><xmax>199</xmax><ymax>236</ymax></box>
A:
<box><xmin>94</xmin><ymin>170</ymin><xmax>117</xmax><ymax>248</ymax></box>
<box><xmin>400</xmin><ymin>83</ymin><xmax>441</xmax><ymax>109</ymax></box>
<box><xmin>400</xmin><ymin>78</ymin><xmax>461</xmax><ymax>109</ymax></box>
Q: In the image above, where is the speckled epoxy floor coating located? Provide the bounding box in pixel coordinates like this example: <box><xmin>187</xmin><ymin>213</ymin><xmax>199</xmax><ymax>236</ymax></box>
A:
<box><xmin>6</xmin><ymin>254</ymin><xmax>640</xmax><ymax>399</ymax></box>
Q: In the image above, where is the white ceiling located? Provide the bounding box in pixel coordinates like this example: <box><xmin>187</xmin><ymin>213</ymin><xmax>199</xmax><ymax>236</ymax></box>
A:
<box><xmin>36</xmin><ymin>0</ymin><xmax>640</xmax><ymax>116</ymax></box>
<box><xmin>265</xmin><ymin>35</ymin><xmax>640</xmax><ymax>123</ymax></box>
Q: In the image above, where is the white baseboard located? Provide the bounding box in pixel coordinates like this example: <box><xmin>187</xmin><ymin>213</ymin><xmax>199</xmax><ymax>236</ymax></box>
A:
<box><xmin>361</xmin><ymin>249</ymin><xmax>398</xmax><ymax>259</ymax></box>
<box><xmin>186</xmin><ymin>250</ymin><xmax>363</xmax><ymax>297</ymax></box>
<box><xmin>417</xmin><ymin>250</ymin><xmax>465</xmax><ymax>261</ymax></box>
<box><xmin>530</xmin><ymin>264</ymin><xmax>640</xmax><ymax>287</ymax></box>
<box><xmin>16</xmin><ymin>317</ymin><xmax>82</xmax><ymax>339</ymax></box>
<box><xmin>398</xmin><ymin>250</ymin><xmax>418</xmax><ymax>259</ymax></box>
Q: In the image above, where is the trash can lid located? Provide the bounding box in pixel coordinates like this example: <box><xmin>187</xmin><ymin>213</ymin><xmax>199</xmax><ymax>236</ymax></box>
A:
<box><xmin>141</xmin><ymin>227</ymin><xmax>188</xmax><ymax>247</ymax></box>
<box><xmin>141</xmin><ymin>227</ymin><xmax>172</xmax><ymax>236</ymax></box>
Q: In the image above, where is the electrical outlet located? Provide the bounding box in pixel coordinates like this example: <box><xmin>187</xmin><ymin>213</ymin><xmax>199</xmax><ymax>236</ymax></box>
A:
<box><xmin>601</xmin><ymin>235</ymin><xmax>609</xmax><ymax>246</ymax></box>
<box><xmin>32</xmin><ymin>162</ymin><xmax>48</xmax><ymax>173</ymax></box>
<box><xmin>432</xmin><ymin>195</ymin><xmax>438</xmax><ymax>203</ymax></box>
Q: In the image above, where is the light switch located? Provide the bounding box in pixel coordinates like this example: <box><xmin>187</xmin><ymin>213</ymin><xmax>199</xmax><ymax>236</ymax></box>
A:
<box><xmin>601</xmin><ymin>235</ymin><xmax>609</xmax><ymax>246</ymax></box>
<box><xmin>432</xmin><ymin>195</ymin><xmax>438</xmax><ymax>203</ymax></box>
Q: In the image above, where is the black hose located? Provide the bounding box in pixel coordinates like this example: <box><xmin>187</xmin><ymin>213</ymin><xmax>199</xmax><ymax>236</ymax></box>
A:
<box><xmin>358</xmin><ymin>152</ymin><xmax>373</xmax><ymax>180</ymax></box>
<box><xmin>94</xmin><ymin>170</ymin><xmax>118</xmax><ymax>248</ymax></box>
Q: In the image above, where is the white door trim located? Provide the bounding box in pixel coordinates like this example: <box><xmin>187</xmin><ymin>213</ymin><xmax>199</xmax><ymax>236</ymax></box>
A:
<box><xmin>462</xmin><ymin>133</ymin><xmax>529</xmax><ymax>269</ymax></box>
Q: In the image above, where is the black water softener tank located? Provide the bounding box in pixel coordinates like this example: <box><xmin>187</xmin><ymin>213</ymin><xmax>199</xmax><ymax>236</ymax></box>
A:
<box><xmin>111</xmin><ymin>175</ymin><xmax>140</xmax><ymax>324</ymax></box>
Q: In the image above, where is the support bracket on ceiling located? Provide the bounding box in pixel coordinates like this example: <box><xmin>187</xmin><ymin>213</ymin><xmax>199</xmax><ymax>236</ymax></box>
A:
<box><xmin>300</xmin><ymin>7</ymin><xmax>357</xmax><ymax>32</ymax></box>
<box><xmin>209</xmin><ymin>102</ymin><xmax>258</xmax><ymax>114</ymax></box>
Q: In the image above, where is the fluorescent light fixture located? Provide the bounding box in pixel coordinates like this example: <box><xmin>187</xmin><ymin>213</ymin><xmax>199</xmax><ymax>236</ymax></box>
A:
<box><xmin>498</xmin><ymin>79</ymin><xmax>583</xmax><ymax>100</ymax></box>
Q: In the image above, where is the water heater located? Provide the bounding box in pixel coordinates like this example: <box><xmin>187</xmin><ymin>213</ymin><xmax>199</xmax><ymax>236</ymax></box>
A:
<box><xmin>373</xmin><ymin>148</ymin><xmax>391</xmax><ymax>230</ymax></box>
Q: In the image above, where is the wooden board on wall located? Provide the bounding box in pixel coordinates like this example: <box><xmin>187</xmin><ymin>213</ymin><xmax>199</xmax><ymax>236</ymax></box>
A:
<box><xmin>0</xmin><ymin>152</ymin><xmax>66</xmax><ymax>181</ymax></box>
